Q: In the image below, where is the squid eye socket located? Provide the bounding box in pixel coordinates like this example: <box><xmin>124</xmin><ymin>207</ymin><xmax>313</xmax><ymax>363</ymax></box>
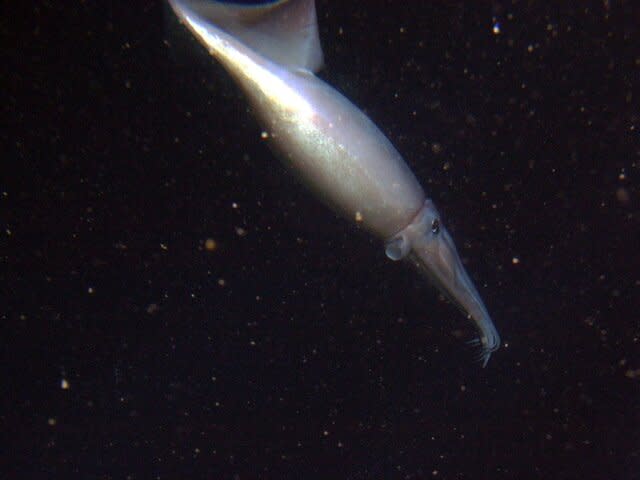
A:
<box><xmin>431</xmin><ymin>219</ymin><xmax>440</xmax><ymax>234</ymax></box>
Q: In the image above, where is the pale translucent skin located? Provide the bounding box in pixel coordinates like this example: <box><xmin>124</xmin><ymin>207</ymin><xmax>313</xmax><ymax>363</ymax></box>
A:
<box><xmin>169</xmin><ymin>0</ymin><xmax>500</xmax><ymax>365</ymax></box>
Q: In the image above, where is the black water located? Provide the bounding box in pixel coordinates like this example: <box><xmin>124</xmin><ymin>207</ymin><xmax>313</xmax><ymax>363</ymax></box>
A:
<box><xmin>3</xmin><ymin>1</ymin><xmax>639</xmax><ymax>478</ymax></box>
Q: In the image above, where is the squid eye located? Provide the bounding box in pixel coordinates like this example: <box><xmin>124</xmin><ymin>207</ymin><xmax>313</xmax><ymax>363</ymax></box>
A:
<box><xmin>431</xmin><ymin>218</ymin><xmax>440</xmax><ymax>234</ymax></box>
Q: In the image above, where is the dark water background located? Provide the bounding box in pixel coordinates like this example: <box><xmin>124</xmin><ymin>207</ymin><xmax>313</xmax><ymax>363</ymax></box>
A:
<box><xmin>3</xmin><ymin>1</ymin><xmax>639</xmax><ymax>478</ymax></box>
